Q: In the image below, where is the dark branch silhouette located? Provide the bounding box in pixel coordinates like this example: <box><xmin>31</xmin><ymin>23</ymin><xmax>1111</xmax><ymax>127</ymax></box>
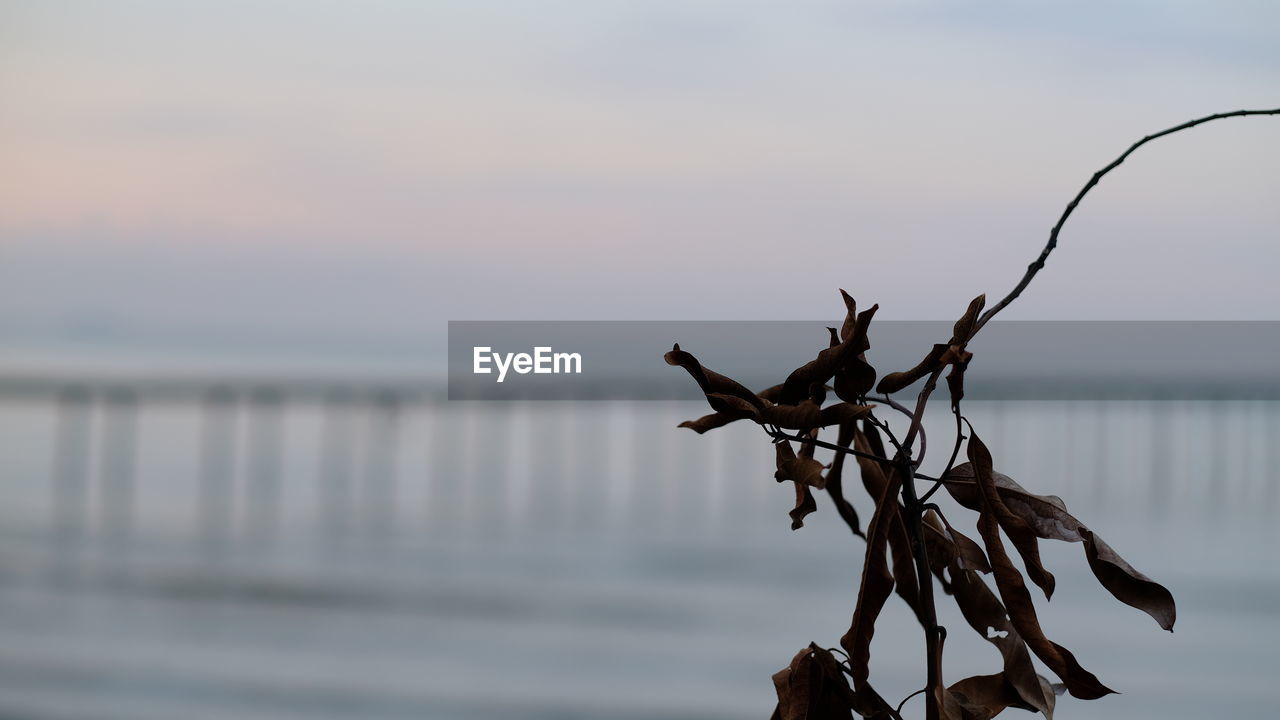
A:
<box><xmin>665</xmin><ymin>108</ymin><xmax>1275</xmax><ymax>720</ymax></box>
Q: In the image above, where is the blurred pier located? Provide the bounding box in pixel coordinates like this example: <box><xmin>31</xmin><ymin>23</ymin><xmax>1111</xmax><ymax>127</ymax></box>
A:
<box><xmin>1</xmin><ymin>370</ymin><xmax>1277</xmax><ymax>560</ymax></box>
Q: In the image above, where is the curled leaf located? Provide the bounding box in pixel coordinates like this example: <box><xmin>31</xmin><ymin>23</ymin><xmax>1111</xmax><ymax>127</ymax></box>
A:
<box><xmin>778</xmin><ymin>292</ymin><xmax>873</xmax><ymax>404</ymax></box>
<box><xmin>947</xmin><ymin>460</ymin><xmax>1057</xmax><ymax>599</ymax></box>
<box><xmin>947</xmin><ymin>567</ymin><xmax>1055</xmax><ymax>718</ymax></box>
<box><xmin>775</xmin><ymin>439</ymin><xmax>825</xmax><ymax>529</ymax></box>
<box><xmin>838</xmin><ymin>452</ymin><xmax>902</xmax><ymax>709</ymax></box>
<box><xmin>967</xmin><ymin>433</ymin><xmax>1115</xmax><ymax>700</ymax></box>
<box><xmin>947</xmin><ymin>672</ymin><xmax>1050</xmax><ymax>720</ymax></box>
<box><xmin>1082</xmin><ymin>528</ymin><xmax>1176</xmax><ymax>632</ymax></box>
<box><xmin>945</xmin><ymin>462</ymin><xmax>1176</xmax><ymax>630</ymax></box>
<box><xmin>763</xmin><ymin>401</ymin><xmax>823</xmax><ymax>430</ymax></box>
<box><xmin>677</xmin><ymin>412</ymin><xmax>738</xmax><ymax>434</ymax></box>
<box><xmin>664</xmin><ymin>343</ymin><xmax>764</xmax><ymax>408</ymax></box>
<box><xmin>924</xmin><ymin>509</ymin><xmax>991</xmax><ymax>574</ymax></box>
<box><xmin>876</xmin><ymin>343</ymin><xmax>948</xmax><ymax>394</ymax></box>
<box><xmin>950</xmin><ymin>294</ymin><xmax>987</xmax><ymax>344</ymax></box>
<box><xmin>772</xmin><ymin>644</ymin><xmax>879</xmax><ymax>720</ymax></box>
<box><xmin>823</xmin><ymin>422</ymin><xmax>864</xmax><ymax>538</ymax></box>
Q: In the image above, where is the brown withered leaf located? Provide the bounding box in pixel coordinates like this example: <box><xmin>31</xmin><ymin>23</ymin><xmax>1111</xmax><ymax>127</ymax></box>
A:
<box><xmin>776</xmin><ymin>439</ymin><xmax>828</xmax><ymax>489</ymax></box>
<box><xmin>853</xmin><ymin>429</ymin><xmax>922</xmax><ymax>618</ymax></box>
<box><xmin>838</xmin><ymin>290</ymin><xmax>859</xmax><ymax>344</ymax></box>
<box><xmin>759</xmin><ymin>401</ymin><xmax>876</xmax><ymax>431</ymax></box>
<box><xmin>775</xmin><ymin>440</ymin><xmax>824</xmax><ymax>529</ymax></box>
<box><xmin>772</xmin><ymin>644</ymin><xmax>877</xmax><ymax>720</ymax></box>
<box><xmin>821</xmin><ymin>403</ymin><xmax>876</xmax><ymax>426</ymax></box>
<box><xmin>950</xmin><ymin>294</ymin><xmax>987</xmax><ymax>344</ymax></box>
<box><xmin>967</xmin><ymin>433</ymin><xmax>1115</xmax><ymax>700</ymax></box>
<box><xmin>1082</xmin><ymin>528</ymin><xmax>1176</xmax><ymax>632</ymax></box>
<box><xmin>834</xmin><ymin>304</ymin><xmax>879</xmax><ymax>402</ymax></box>
<box><xmin>838</xmin><ymin>453</ymin><xmax>901</xmax><ymax>712</ymax></box>
<box><xmin>706</xmin><ymin>392</ymin><xmax>763</xmax><ymax>421</ymax></box>
<box><xmin>876</xmin><ymin>343</ymin><xmax>948</xmax><ymax>395</ymax></box>
<box><xmin>928</xmin><ymin>508</ymin><xmax>1049</xmax><ymax>716</ymax></box>
<box><xmin>823</xmin><ymin>422</ymin><xmax>865</xmax><ymax>538</ymax></box>
<box><xmin>789</xmin><ymin>485</ymin><xmax>818</xmax><ymax>531</ymax></box>
<box><xmin>677</xmin><ymin>412</ymin><xmax>736</xmax><ymax>434</ymax></box>
<box><xmin>925</xmin><ymin>509</ymin><xmax>991</xmax><ymax>574</ymax></box>
<box><xmin>763</xmin><ymin>401</ymin><xmax>824</xmax><ymax>430</ymax></box>
<box><xmin>941</xmin><ymin>294</ymin><xmax>983</xmax><ymax>410</ymax></box>
<box><xmin>945</xmin><ymin>463</ymin><xmax>1176</xmax><ymax>631</ymax></box>
<box><xmin>678</xmin><ymin>384</ymin><xmax>786</xmax><ymax>434</ymax></box>
<box><xmin>849</xmin><ymin>303</ymin><xmax>878</xmax><ymax>352</ymax></box>
<box><xmin>948</xmin><ymin>672</ymin><xmax>1049</xmax><ymax>720</ymax></box>
<box><xmin>875</xmin><ymin>294</ymin><xmax>984</xmax><ymax>397</ymax></box>
<box><xmin>945</xmin><ymin>351</ymin><xmax>972</xmax><ymax>412</ymax></box>
<box><xmin>778</xmin><ymin>332</ymin><xmax>854</xmax><ymax>404</ymax></box>
<box><xmin>664</xmin><ymin>344</ymin><xmax>764</xmax><ymax>408</ymax></box>
<box><xmin>944</xmin><ymin>462</ymin><xmax>1057</xmax><ymax>600</ymax></box>
<box><xmin>834</xmin><ymin>359</ymin><xmax>878</xmax><ymax>403</ymax></box>
<box><xmin>947</xmin><ymin>567</ymin><xmax>1054</xmax><ymax>718</ymax></box>
<box><xmin>778</xmin><ymin>292</ymin><xmax>873</xmax><ymax>404</ymax></box>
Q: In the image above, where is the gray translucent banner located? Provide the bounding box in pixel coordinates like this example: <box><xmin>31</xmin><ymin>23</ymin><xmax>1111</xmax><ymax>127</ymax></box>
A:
<box><xmin>448</xmin><ymin>321</ymin><xmax>1280</xmax><ymax>401</ymax></box>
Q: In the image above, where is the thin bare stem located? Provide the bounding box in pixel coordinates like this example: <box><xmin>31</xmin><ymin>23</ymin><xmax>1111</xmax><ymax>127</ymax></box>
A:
<box><xmin>900</xmin><ymin>367</ymin><xmax>944</xmax><ymax>460</ymax></box>
<box><xmin>918</xmin><ymin>410</ymin><xmax>968</xmax><ymax>505</ymax></box>
<box><xmin>896</xmin><ymin>687</ymin><xmax>927</xmax><ymax>716</ymax></box>
<box><xmin>764</xmin><ymin>428</ymin><xmax>895</xmax><ymax>466</ymax></box>
<box><xmin>898</xmin><ymin>452</ymin><xmax>943</xmax><ymax>720</ymax></box>
<box><xmin>874</xmin><ymin>395</ymin><xmax>926</xmax><ymax>462</ymax></box>
<box><xmin>974</xmin><ymin>107</ymin><xmax>1280</xmax><ymax>334</ymax></box>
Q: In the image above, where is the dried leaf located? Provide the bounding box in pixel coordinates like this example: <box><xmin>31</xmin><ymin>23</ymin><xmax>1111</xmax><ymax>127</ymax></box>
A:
<box><xmin>924</xmin><ymin>509</ymin><xmax>991</xmax><ymax>574</ymax></box>
<box><xmin>834</xmin><ymin>304</ymin><xmax>879</xmax><ymax>402</ymax></box>
<box><xmin>676</xmin><ymin>412</ymin><xmax>738</xmax><ymax>434</ymax></box>
<box><xmin>943</xmin><ymin>564</ymin><xmax>1054</xmax><ymax>718</ymax></box>
<box><xmin>945</xmin><ymin>351</ymin><xmax>972</xmax><ymax>412</ymax></box>
<box><xmin>853</xmin><ymin>429</ymin><xmax>922</xmax><ymax>618</ymax></box>
<box><xmin>706</xmin><ymin>393</ymin><xmax>763</xmax><ymax>421</ymax></box>
<box><xmin>820</xmin><ymin>403</ymin><xmax>876</xmax><ymax>426</ymax></box>
<box><xmin>824</xmin><ymin>422</ymin><xmax>864</xmax><ymax>538</ymax></box>
<box><xmin>834</xmin><ymin>359</ymin><xmax>878</xmax><ymax>403</ymax></box>
<box><xmin>838</xmin><ymin>452</ymin><xmax>902</xmax><ymax>710</ymax></box>
<box><xmin>950</xmin><ymin>294</ymin><xmax>987</xmax><ymax>344</ymax></box>
<box><xmin>850</xmin><ymin>303</ymin><xmax>878</xmax><ymax>353</ymax></box>
<box><xmin>967</xmin><ymin>433</ymin><xmax>1115</xmax><ymax>700</ymax></box>
<box><xmin>664</xmin><ymin>344</ymin><xmax>764</xmax><ymax>408</ymax></box>
<box><xmin>876</xmin><ymin>295</ymin><xmax>983</xmax><ymax>397</ymax></box>
<box><xmin>876</xmin><ymin>343</ymin><xmax>948</xmax><ymax>394</ymax></box>
<box><xmin>775</xmin><ymin>440</ymin><xmax>824</xmax><ymax>529</ymax></box>
<box><xmin>947</xmin><ymin>672</ymin><xmax>1048</xmax><ymax>720</ymax></box>
<box><xmin>946</xmin><ymin>463</ymin><xmax>1176</xmax><ymax>630</ymax></box>
<box><xmin>759</xmin><ymin>401</ymin><xmax>876</xmax><ymax>431</ymax></box>
<box><xmin>772</xmin><ymin>644</ymin><xmax>876</xmax><ymax>720</ymax></box>
<box><xmin>764</xmin><ymin>401</ymin><xmax>824</xmax><ymax>430</ymax></box>
<box><xmin>838</xmin><ymin>290</ymin><xmax>859</xmax><ymax>344</ymax></box>
<box><xmin>779</xmin><ymin>292</ymin><xmax>874</xmax><ymax>404</ymax></box>
<box><xmin>1082</xmin><ymin>528</ymin><xmax>1176</xmax><ymax>632</ymax></box>
<box><xmin>945</xmin><ymin>461</ymin><xmax>1057</xmax><ymax>600</ymax></box>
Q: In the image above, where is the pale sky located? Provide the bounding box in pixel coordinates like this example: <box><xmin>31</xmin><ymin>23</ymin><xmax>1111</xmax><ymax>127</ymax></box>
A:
<box><xmin>2</xmin><ymin>1</ymin><xmax>1278</xmax><ymax>362</ymax></box>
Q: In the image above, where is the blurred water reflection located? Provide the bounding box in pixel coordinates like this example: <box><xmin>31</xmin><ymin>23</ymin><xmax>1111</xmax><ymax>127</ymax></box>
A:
<box><xmin>0</xmin><ymin>382</ymin><xmax>1276</xmax><ymax>719</ymax></box>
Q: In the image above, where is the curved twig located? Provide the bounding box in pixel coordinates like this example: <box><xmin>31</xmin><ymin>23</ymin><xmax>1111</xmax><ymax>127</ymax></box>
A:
<box><xmin>874</xmin><ymin>395</ymin><xmax>926</xmax><ymax>463</ymax></box>
<box><xmin>974</xmin><ymin>107</ymin><xmax>1280</xmax><ymax>334</ymax></box>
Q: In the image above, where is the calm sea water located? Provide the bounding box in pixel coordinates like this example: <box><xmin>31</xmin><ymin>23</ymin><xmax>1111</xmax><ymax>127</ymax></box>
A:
<box><xmin>0</xmin><ymin>394</ymin><xmax>1276</xmax><ymax>719</ymax></box>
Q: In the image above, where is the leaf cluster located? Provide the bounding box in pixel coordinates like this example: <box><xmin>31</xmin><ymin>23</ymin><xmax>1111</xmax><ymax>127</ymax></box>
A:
<box><xmin>666</xmin><ymin>291</ymin><xmax>1176</xmax><ymax>719</ymax></box>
